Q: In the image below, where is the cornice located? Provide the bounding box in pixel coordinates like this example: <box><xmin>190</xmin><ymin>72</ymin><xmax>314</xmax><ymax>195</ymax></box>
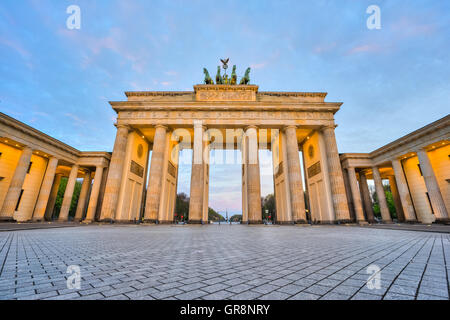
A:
<box><xmin>369</xmin><ymin>115</ymin><xmax>450</xmax><ymax>158</ymax></box>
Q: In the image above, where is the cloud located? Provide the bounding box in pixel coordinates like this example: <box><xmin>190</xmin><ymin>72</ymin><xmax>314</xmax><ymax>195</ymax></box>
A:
<box><xmin>346</xmin><ymin>44</ymin><xmax>381</xmax><ymax>55</ymax></box>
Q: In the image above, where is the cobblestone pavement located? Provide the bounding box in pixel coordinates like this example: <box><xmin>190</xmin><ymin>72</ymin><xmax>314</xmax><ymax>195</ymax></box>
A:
<box><xmin>0</xmin><ymin>225</ymin><xmax>449</xmax><ymax>300</ymax></box>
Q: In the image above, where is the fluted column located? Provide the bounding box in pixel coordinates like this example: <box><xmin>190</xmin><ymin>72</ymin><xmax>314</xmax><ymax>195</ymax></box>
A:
<box><xmin>74</xmin><ymin>171</ymin><xmax>91</xmax><ymax>221</ymax></box>
<box><xmin>32</xmin><ymin>157</ymin><xmax>59</xmax><ymax>221</ymax></box>
<box><xmin>100</xmin><ymin>124</ymin><xmax>130</xmax><ymax>221</ymax></box>
<box><xmin>246</xmin><ymin>126</ymin><xmax>262</xmax><ymax>224</ymax></box>
<box><xmin>189</xmin><ymin>121</ymin><xmax>205</xmax><ymax>223</ymax></box>
<box><xmin>359</xmin><ymin>172</ymin><xmax>375</xmax><ymax>222</ymax></box>
<box><xmin>388</xmin><ymin>175</ymin><xmax>405</xmax><ymax>222</ymax></box>
<box><xmin>391</xmin><ymin>158</ymin><xmax>418</xmax><ymax>222</ymax></box>
<box><xmin>45</xmin><ymin>174</ymin><xmax>62</xmax><ymax>221</ymax></box>
<box><xmin>321</xmin><ymin>126</ymin><xmax>351</xmax><ymax>222</ymax></box>
<box><xmin>0</xmin><ymin>146</ymin><xmax>33</xmax><ymax>221</ymax></box>
<box><xmin>417</xmin><ymin>149</ymin><xmax>449</xmax><ymax>222</ymax></box>
<box><xmin>372</xmin><ymin>166</ymin><xmax>392</xmax><ymax>223</ymax></box>
<box><xmin>84</xmin><ymin>166</ymin><xmax>104</xmax><ymax>222</ymax></box>
<box><xmin>284</xmin><ymin>126</ymin><xmax>306</xmax><ymax>223</ymax></box>
<box><xmin>347</xmin><ymin>167</ymin><xmax>366</xmax><ymax>223</ymax></box>
<box><xmin>144</xmin><ymin>125</ymin><xmax>168</xmax><ymax>222</ymax></box>
<box><xmin>58</xmin><ymin>164</ymin><xmax>79</xmax><ymax>221</ymax></box>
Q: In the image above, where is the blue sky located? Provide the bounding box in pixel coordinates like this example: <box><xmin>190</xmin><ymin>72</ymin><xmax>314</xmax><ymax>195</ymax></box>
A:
<box><xmin>1</xmin><ymin>0</ymin><xmax>449</xmax><ymax>213</ymax></box>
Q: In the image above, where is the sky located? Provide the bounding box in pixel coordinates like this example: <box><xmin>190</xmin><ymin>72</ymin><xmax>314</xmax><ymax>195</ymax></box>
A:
<box><xmin>1</xmin><ymin>0</ymin><xmax>449</xmax><ymax>214</ymax></box>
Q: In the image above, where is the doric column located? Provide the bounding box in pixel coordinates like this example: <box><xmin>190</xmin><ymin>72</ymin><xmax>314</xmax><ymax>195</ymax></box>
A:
<box><xmin>58</xmin><ymin>164</ymin><xmax>79</xmax><ymax>221</ymax></box>
<box><xmin>246</xmin><ymin>126</ymin><xmax>262</xmax><ymax>224</ymax></box>
<box><xmin>189</xmin><ymin>121</ymin><xmax>205</xmax><ymax>223</ymax></box>
<box><xmin>0</xmin><ymin>146</ymin><xmax>33</xmax><ymax>221</ymax></box>
<box><xmin>321</xmin><ymin>126</ymin><xmax>351</xmax><ymax>222</ymax></box>
<box><xmin>84</xmin><ymin>166</ymin><xmax>104</xmax><ymax>222</ymax></box>
<box><xmin>391</xmin><ymin>159</ymin><xmax>417</xmax><ymax>222</ymax></box>
<box><xmin>372</xmin><ymin>166</ymin><xmax>392</xmax><ymax>223</ymax></box>
<box><xmin>45</xmin><ymin>174</ymin><xmax>62</xmax><ymax>221</ymax></box>
<box><xmin>388</xmin><ymin>175</ymin><xmax>405</xmax><ymax>222</ymax></box>
<box><xmin>347</xmin><ymin>167</ymin><xmax>366</xmax><ymax>223</ymax></box>
<box><xmin>144</xmin><ymin>125</ymin><xmax>168</xmax><ymax>222</ymax></box>
<box><xmin>74</xmin><ymin>171</ymin><xmax>91</xmax><ymax>221</ymax></box>
<box><xmin>359</xmin><ymin>172</ymin><xmax>375</xmax><ymax>223</ymax></box>
<box><xmin>32</xmin><ymin>156</ymin><xmax>59</xmax><ymax>221</ymax></box>
<box><xmin>284</xmin><ymin>126</ymin><xmax>306</xmax><ymax>223</ymax></box>
<box><xmin>100</xmin><ymin>124</ymin><xmax>130</xmax><ymax>221</ymax></box>
<box><xmin>417</xmin><ymin>149</ymin><xmax>449</xmax><ymax>222</ymax></box>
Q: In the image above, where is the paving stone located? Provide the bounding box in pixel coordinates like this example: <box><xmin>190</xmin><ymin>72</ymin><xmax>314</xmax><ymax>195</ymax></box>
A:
<box><xmin>0</xmin><ymin>225</ymin><xmax>448</xmax><ymax>301</ymax></box>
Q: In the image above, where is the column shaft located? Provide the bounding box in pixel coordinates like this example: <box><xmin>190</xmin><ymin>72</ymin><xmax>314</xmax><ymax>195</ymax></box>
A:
<box><xmin>100</xmin><ymin>125</ymin><xmax>130</xmax><ymax>221</ymax></box>
<box><xmin>359</xmin><ymin>173</ymin><xmax>375</xmax><ymax>222</ymax></box>
<box><xmin>388</xmin><ymin>175</ymin><xmax>405</xmax><ymax>222</ymax></box>
<box><xmin>188</xmin><ymin>123</ymin><xmax>205</xmax><ymax>223</ymax></box>
<box><xmin>74</xmin><ymin>171</ymin><xmax>91</xmax><ymax>221</ymax></box>
<box><xmin>284</xmin><ymin>126</ymin><xmax>306</xmax><ymax>223</ymax></box>
<box><xmin>347</xmin><ymin>167</ymin><xmax>366</xmax><ymax>223</ymax></box>
<box><xmin>144</xmin><ymin>125</ymin><xmax>168</xmax><ymax>222</ymax></box>
<box><xmin>417</xmin><ymin>149</ymin><xmax>449</xmax><ymax>222</ymax></box>
<box><xmin>246</xmin><ymin>126</ymin><xmax>262</xmax><ymax>224</ymax></box>
<box><xmin>58</xmin><ymin>165</ymin><xmax>79</xmax><ymax>221</ymax></box>
<box><xmin>321</xmin><ymin>126</ymin><xmax>351</xmax><ymax>222</ymax></box>
<box><xmin>0</xmin><ymin>146</ymin><xmax>33</xmax><ymax>221</ymax></box>
<box><xmin>44</xmin><ymin>174</ymin><xmax>62</xmax><ymax>221</ymax></box>
<box><xmin>391</xmin><ymin>159</ymin><xmax>416</xmax><ymax>222</ymax></box>
<box><xmin>84</xmin><ymin>166</ymin><xmax>104</xmax><ymax>222</ymax></box>
<box><xmin>372</xmin><ymin>166</ymin><xmax>392</xmax><ymax>223</ymax></box>
<box><xmin>33</xmin><ymin>157</ymin><xmax>59</xmax><ymax>221</ymax></box>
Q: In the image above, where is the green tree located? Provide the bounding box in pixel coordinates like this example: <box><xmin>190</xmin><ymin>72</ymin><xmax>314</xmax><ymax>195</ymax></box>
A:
<box><xmin>175</xmin><ymin>192</ymin><xmax>190</xmax><ymax>221</ymax></box>
<box><xmin>261</xmin><ymin>194</ymin><xmax>275</xmax><ymax>220</ymax></box>
<box><xmin>53</xmin><ymin>178</ymin><xmax>82</xmax><ymax>220</ymax></box>
<box><xmin>208</xmin><ymin>207</ymin><xmax>224</xmax><ymax>221</ymax></box>
<box><xmin>371</xmin><ymin>184</ymin><xmax>397</xmax><ymax>219</ymax></box>
<box><xmin>230</xmin><ymin>214</ymin><xmax>242</xmax><ymax>222</ymax></box>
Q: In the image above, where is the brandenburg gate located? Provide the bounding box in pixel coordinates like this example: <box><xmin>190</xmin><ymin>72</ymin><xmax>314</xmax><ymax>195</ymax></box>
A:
<box><xmin>98</xmin><ymin>65</ymin><xmax>351</xmax><ymax>225</ymax></box>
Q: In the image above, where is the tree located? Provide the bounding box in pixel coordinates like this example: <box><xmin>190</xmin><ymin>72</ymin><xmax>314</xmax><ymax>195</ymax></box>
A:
<box><xmin>53</xmin><ymin>178</ymin><xmax>82</xmax><ymax>220</ymax></box>
<box><xmin>261</xmin><ymin>194</ymin><xmax>275</xmax><ymax>220</ymax></box>
<box><xmin>230</xmin><ymin>214</ymin><xmax>242</xmax><ymax>222</ymax></box>
<box><xmin>175</xmin><ymin>193</ymin><xmax>190</xmax><ymax>221</ymax></box>
<box><xmin>371</xmin><ymin>184</ymin><xmax>397</xmax><ymax>219</ymax></box>
<box><xmin>208</xmin><ymin>207</ymin><xmax>224</xmax><ymax>221</ymax></box>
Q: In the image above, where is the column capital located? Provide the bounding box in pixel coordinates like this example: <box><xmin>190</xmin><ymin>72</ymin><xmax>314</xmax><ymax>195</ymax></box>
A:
<box><xmin>115</xmin><ymin>123</ymin><xmax>132</xmax><ymax>131</ymax></box>
<box><xmin>245</xmin><ymin>125</ymin><xmax>258</xmax><ymax>131</ymax></box>
<box><xmin>192</xmin><ymin>121</ymin><xmax>207</xmax><ymax>130</ymax></box>
<box><xmin>155</xmin><ymin>124</ymin><xmax>168</xmax><ymax>130</ymax></box>
<box><xmin>320</xmin><ymin>124</ymin><xmax>337</xmax><ymax>131</ymax></box>
<box><xmin>283</xmin><ymin>125</ymin><xmax>297</xmax><ymax>132</ymax></box>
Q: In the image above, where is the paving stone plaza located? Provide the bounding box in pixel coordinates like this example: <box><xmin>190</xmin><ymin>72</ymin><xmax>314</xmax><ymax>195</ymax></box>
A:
<box><xmin>0</xmin><ymin>225</ymin><xmax>449</xmax><ymax>300</ymax></box>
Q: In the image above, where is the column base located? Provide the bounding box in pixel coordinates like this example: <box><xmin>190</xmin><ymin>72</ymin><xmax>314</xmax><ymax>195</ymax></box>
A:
<box><xmin>142</xmin><ymin>219</ymin><xmax>156</xmax><ymax>224</ymax></box>
<box><xmin>248</xmin><ymin>220</ymin><xmax>263</xmax><ymax>224</ymax></box>
<box><xmin>98</xmin><ymin>218</ymin><xmax>115</xmax><ymax>223</ymax></box>
<box><xmin>276</xmin><ymin>221</ymin><xmax>294</xmax><ymax>225</ymax></box>
<box><xmin>435</xmin><ymin>218</ymin><xmax>450</xmax><ymax>225</ymax></box>
<box><xmin>357</xmin><ymin>220</ymin><xmax>369</xmax><ymax>225</ymax></box>
<box><xmin>188</xmin><ymin>220</ymin><xmax>202</xmax><ymax>224</ymax></box>
<box><xmin>158</xmin><ymin>220</ymin><xmax>174</xmax><ymax>224</ymax></box>
<box><xmin>0</xmin><ymin>216</ymin><xmax>15</xmax><ymax>222</ymax></box>
<box><xmin>336</xmin><ymin>219</ymin><xmax>354</xmax><ymax>224</ymax></box>
<box><xmin>32</xmin><ymin>217</ymin><xmax>45</xmax><ymax>223</ymax></box>
<box><xmin>294</xmin><ymin>219</ymin><xmax>308</xmax><ymax>224</ymax></box>
<box><xmin>403</xmin><ymin>219</ymin><xmax>418</xmax><ymax>224</ymax></box>
<box><xmin>382</xmin><ymin>220</ymin><xmax>394</xmax><ymax>224</ymax></box>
